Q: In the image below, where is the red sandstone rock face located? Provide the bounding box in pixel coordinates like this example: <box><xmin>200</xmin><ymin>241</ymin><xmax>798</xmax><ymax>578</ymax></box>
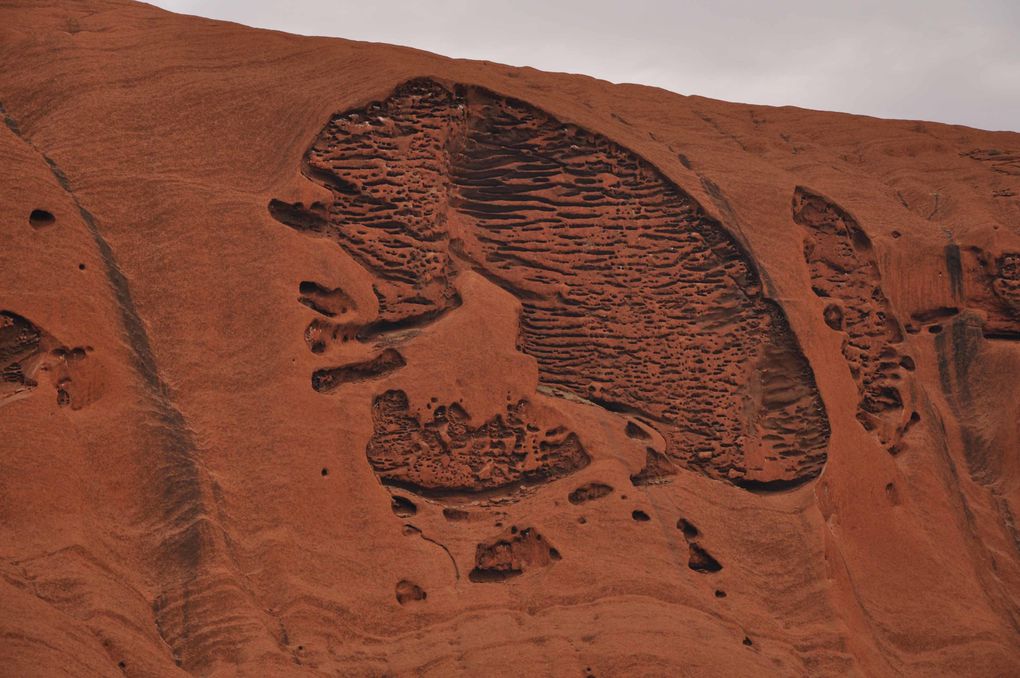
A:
<box><xmin>1</xmin><ymin>2</ymin><xmax>1019</xmax><ymax>677</ymax></box>
<box><xmin>272</xmin><ymin>79</ymin><xmax>831</xmax><ymax>490</ymax></box>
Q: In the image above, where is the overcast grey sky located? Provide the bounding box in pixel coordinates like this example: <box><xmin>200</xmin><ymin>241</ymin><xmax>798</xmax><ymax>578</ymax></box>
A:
<box><xmin>151</xmin><ymin>0</ymin><xmax>1019</xmax><ymax>132</ymax></box>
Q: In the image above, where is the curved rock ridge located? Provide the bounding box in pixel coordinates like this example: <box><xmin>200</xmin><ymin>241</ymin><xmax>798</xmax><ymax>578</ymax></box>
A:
<box><xmin>270</xmin><ymin>78</ymin><xmax>831</xmax><ymax>489</ymax></box>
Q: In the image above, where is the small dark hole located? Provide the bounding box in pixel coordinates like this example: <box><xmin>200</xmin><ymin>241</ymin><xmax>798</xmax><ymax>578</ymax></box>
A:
<box><xmin>899</xmin><ymin>356</ymin><xmax>915</xmax><ymax>371</ymax></box>
<box><xmin>321</xmin><ymin>468</ymin><xmax>329</xmax><ymax>476</ymax></box>
<box><xmin>714</xmin><ymin>589</ymin><xmax>727</xmax><ymax>598</ymax></box>
<box><xmin>442</xmin><ymin>507</ymin><xmax>468</xmax><ymax>521</ymax></box>
<box><xmin>822</xmin><ymin>303</ymin><xmax>844</xmax><ymax>331</ymax></box>
<box><xmin>688</xmin><ymin>544</ymin><xmax>723</xmax><ymax>573</ymax></box>
<box><xmin>928</xmin><ymin>324</ymin><xmax>942</xmax><ymax>334</ymax></box>
<box><xmin>676</xmin><ymin>518</ymin><xmax>699</xmax><ymax>540</ymax></box>
<box><xmin>742</xmin><ymin>636</ymin><xmax>753</xmax><ymax>646</ymax></box>
<box><xmin>78</xmin><ymin>263</ymin><xmax>86</xmax><ymax>270</ymax></box>
<box><xmin>632</xmin><ymin>510</ymin><xmax>650</xmax><ymax>522</ymax></box>
<box><xmin>625</xmin><ymin>421</ymin><xmax>650</xmax><ymax>440</ymax></box>
<box><xmin>29</xmin><ymin>209</ymin><xmax>55</xmax><ymax>228</ymax></box>
<box><xmin>391</xmin><ymin>495</ymin><xmax>417</xmax><ymax>517</ymax></box>
<box><xmin>118</xmin><ymin>661</ymin><xmax>126</xmax><ymax>669</ymax></box>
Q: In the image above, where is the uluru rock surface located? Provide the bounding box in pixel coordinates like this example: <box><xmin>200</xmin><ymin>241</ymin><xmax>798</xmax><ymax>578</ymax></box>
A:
<box><xmin>1</xmin><ymin>1</ymin><xmax>1019</xmax><ymax>676</ymax></box>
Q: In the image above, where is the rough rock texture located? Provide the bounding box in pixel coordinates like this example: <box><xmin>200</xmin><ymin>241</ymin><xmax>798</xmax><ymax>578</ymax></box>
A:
<box><xmin>272</xmin><ymin>79</ymin><xmax>830</xmax><ymax>489</ymax></box>
<box><xmin>1</xmin><ymin>2</ymin><xmax>1019</xmax><ymax>676</ymax></box>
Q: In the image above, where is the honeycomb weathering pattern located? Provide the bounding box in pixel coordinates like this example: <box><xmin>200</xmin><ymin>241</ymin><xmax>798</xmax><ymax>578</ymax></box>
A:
<box><xmin>961</xmin><ymin>248</ymin><xmax>1020</xmax><ymax>340</ymax></box>
<box><xmin>1</xmin><ymin>310</ymin><xmax>101</xmax><ymax>410</ymax></box>
<box><xmin>367</xmin><ymin>391</ymin><xmax>589</xmax><ymax>495</ymax></box>
<box><xmin>0</xmin><ymin>311</ymin><xmax>45</xmax><ymax>403</ymax></box>
<box><xmin>272</xmin><ymin>78</ymin><xmax>832</xmax><ymax>488</ymax></box>
<box><xmin>792</xmin><ymin>187</ymin><xmax>912</xmax><ymax>449</ymax></box>
<box><xmin>469</xmin><ymin>526</ymin><xmax>562</xmax><ymax>582</ymax></box>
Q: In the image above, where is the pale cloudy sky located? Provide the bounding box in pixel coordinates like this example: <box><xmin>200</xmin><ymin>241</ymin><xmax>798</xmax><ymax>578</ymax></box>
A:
<box><xmin>150</xmin><ymin>0</ymin><xmax>1019</xmax><ymax>132</ymax></box>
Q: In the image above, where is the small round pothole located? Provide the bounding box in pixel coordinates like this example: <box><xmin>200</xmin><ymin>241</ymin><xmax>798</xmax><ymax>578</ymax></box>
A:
<box><xmin>29</xmin><ymin>209</ymin><xmax>55</xmax><ymax>228</ymax></box>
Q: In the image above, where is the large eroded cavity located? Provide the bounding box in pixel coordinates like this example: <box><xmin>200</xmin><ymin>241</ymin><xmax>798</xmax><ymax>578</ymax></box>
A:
<box><xmin>1</xmin><ymin>310</ymin><xmax>102</xmax><ymax>410</ymax></box>
<box><xmin>270</xmin><ymin>79</ymin><xmax>831</xmax><ymax>490</ymax></box>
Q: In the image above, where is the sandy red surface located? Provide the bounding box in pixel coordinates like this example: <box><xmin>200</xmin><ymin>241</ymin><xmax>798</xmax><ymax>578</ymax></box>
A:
<box><xmin>1</xmin><ymin>2</ymin><xmax>1019</xmax><ymax>676</ymax></box>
